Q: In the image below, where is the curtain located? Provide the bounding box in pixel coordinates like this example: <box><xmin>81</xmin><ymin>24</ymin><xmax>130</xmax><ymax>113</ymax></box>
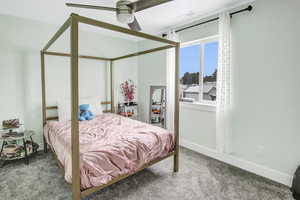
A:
<box><xmin>216</xmin><ymin>12</ymin><xmax>232</xmax><ymax>153</ymax></box>
<box><xmin>166</xmin><ymin>30</ymin><xmax>179</xmax><ymax>132</ymax></box>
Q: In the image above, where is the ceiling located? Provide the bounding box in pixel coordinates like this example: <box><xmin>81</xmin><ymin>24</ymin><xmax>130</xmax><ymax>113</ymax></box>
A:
<box><xmin>1</xmin><ymin>0</ymin><xmax>252</xmax><ymax>39</ymax></box>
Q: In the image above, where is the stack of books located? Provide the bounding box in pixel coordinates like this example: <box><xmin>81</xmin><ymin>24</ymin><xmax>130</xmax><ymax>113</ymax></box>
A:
<box><xmin>1</xmin><ymin>132</ymin><xmax>24</xmax><ymax>138</ymax></box>
<box><xmin>1</xmin><ymin>144</ymin><xmax>22</xmax><ymax>159</ymax></box>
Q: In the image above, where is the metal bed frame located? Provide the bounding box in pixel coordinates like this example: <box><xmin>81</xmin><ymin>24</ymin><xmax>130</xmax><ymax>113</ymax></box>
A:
<box><xmin>40</xmin><ymin>13</ymin><xmax>180</xmax><ymax>200</ymax></box>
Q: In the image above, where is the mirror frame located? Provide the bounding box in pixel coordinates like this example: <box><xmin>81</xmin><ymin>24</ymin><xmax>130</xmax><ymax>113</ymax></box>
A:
<box><xmin>149</xmin><ymin>85</ymin><xmax>167</xmax><ymax>128</ymax></box>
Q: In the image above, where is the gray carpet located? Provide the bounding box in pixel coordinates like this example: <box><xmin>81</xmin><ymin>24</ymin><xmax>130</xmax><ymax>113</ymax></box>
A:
<box><xmin>0</xmin><ymin>147</ymin><xmax>294</xmax><ymax>200</ymax></box>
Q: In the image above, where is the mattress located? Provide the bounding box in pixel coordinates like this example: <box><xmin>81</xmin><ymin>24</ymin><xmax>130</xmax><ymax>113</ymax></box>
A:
<box><xmin>44</xmin><ymin>113</ymin><xmax>174</xmax><ymax>189</ymax></box>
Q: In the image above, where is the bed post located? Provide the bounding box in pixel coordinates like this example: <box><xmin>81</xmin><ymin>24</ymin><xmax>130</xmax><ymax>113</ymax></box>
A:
<box><xmin>173</xmin><ymin>43</ymin><xmax>180</xmax><ymax>172</ymax></box>
<box><xmin>110</xmin><ymin>60</ymin><xmax>115</xmax><ymax>113</ymax></box>
<box><xmin>41</xmin><ymin>51</ymin><xmax>48</xmax><ymax>153</ymax></box>
<box><xmin>70</xmin><ymin>14</ymin><xmax>81</xmax><ymax>200</ymax></box>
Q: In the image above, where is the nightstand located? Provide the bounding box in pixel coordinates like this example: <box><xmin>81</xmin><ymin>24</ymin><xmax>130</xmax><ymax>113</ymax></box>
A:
<box><xmin>118</xmin><ymin>102</ymin><xmax>138</xmax><ymax>120</ymax></box>
<box><xmin>0</xmin><ymin>130</ymin><xmax>39</xmax><ymax>167</ymax></box>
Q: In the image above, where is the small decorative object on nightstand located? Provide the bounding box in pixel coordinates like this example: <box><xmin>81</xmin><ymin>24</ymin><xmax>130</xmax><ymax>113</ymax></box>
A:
<box><xmin>2</xmin><ymin>118</ymin><xmax>22</xmax><ymax>135</ymax></box>
<box><xmin>118</xmin><ymin>102</ymin><xmax>138</xmax><ymax>120</ymax></box>
<box><xmin>120</xmin><ymin>79</ymin><xmax>136</xmax><ymax>104</ymax></box>
<box><xmin>0</xmin><ymin>128</ymin><xmax>39</xmax><ymax>168</ymax></box>
<box><xmin>119</xmin><ymin>79</ymin><xmax>138</xmax><ymax>120</ymax></box>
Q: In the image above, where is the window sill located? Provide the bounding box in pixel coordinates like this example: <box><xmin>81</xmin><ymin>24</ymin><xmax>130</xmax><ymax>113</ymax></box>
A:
<box><xmin>180</xmin><ymin>101</ymin><xmax>216</xmax><ymax>112</ymax></box>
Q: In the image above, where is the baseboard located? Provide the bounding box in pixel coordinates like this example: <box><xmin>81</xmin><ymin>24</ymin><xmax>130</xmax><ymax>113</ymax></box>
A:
<box><xmin>180</xmin><ymin>139</ymin><xmax>293</xmax><ymax>187</ymax></box>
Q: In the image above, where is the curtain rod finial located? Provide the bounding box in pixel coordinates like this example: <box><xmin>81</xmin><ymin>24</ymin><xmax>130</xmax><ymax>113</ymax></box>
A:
<box><xmin>247</xmin><ymin>5</ymin><xmax>253</xmax><ymax>11</ymax></box>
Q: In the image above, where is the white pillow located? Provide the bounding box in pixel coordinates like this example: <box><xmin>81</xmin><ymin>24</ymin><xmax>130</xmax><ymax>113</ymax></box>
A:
<box><xmin>57</xmin><ymin>97</ymin><xmax>102</xmax><ymax>122</ymax></box>
<box><xmin>57</xmin><ymin>99</ymin><xmax>71</xmax><ymax>122</ymax></box>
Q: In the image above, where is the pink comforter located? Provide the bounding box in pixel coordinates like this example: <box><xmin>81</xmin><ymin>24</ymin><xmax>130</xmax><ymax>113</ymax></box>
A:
<box><xmin>44</xmin><ymin>113</ymin><xmax>174</xmax><ymax>189</ymax></box>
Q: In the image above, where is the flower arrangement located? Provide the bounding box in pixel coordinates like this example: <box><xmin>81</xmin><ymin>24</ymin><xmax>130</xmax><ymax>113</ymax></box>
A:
<box><xmin>120</xmin><ymin>79</ymin><xmax>136</xmax><ymax>103</ymax></box>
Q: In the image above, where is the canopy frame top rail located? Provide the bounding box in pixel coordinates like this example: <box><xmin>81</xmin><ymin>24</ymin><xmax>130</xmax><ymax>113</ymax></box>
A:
<box><xmin>41</xmin><ymin>13</ymin><xmax>178</xmax><ymax>58</ymax></box>
<box><xmin>42</xmin><ymin>43</ymin><xmax>175</xmax><ymax>62</ymax></box>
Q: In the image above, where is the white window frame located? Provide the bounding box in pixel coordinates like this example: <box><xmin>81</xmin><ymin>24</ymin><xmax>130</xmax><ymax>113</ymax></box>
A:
<box><xmin>180</xmin><ymin>35</ymin><xmax>219</xmax><ymax>108</ymax></box>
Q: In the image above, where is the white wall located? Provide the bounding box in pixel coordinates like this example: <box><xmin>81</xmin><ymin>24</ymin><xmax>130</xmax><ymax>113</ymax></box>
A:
<box><xmin>179</xmin><ymin>103</ymin><xmax>216</xmax><ymax>149</ymax></box>
<box><xmin>230</xmin><ymin>0</ymin><xmax>300</xmax><ymax>177</ymax></box>
<box><xmin>113</xmin><ymin>58</ymin><xmax>138</xmax><ymax>104</ymax></box>
<box><xmin>137</xmin><ymin>40</ymin><xmax>167</xmax><ymax>123</ymax></box>
<box><xmin>178</xmin><ymin>19</ymin><xmax>218</xmax><ymax>43</ymax></box>
<box><xmin>0</xmin><ymin>14</ymin><xmax>138</xmax><ymax>145</ymax></box>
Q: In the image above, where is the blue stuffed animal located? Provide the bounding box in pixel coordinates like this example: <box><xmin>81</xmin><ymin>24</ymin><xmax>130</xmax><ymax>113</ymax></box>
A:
<box><xmin>78</xmin><ymin>104</ymin><xmax>94</xmax><ymax>121</ymax></box>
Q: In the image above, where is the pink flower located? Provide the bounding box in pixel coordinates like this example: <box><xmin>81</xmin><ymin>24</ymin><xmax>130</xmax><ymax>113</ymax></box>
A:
<box><xmin>120</xmin><ymin>79</ymin><xmax>136</xmax><ymax>102</ymax></box>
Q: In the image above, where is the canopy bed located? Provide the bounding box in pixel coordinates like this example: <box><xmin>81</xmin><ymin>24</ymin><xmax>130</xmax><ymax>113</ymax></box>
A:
<box><xmin>40</xmin><ymin>13</ymin><xmax>180</xmax><ymax>200</ymax></box>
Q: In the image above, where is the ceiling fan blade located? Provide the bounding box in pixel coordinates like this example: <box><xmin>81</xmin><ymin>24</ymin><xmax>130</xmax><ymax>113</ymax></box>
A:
<box><xmin>128</xmin><ymin>17</ymin><xmax>142</xmax><ymax>31</ymax></box>
<box><xmin>127</xmin><ymin>0</ymin><xmax>174</xmax><ymax>12</ymax></box>
<box><xmin>66</xmin><ymin>3</ymin><xmax>117</xmax><ymax>12</ymax></box>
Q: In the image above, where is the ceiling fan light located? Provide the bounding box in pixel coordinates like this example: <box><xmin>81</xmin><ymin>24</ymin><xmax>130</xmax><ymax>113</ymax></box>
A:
<box><xmin>117</xmin><ymin>13</ymin><xmax>134</xmax><ymax>23</ymax></box>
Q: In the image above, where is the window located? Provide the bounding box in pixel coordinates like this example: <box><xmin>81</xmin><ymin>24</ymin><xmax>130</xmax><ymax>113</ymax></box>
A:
<box><xmin>180</xmin><ymin>36</ymin><xmax>219</xmax><ymax>104</ymax></box>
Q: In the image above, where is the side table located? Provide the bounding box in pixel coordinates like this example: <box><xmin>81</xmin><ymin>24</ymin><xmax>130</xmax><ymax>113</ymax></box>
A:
<box><xmin>0</xmin><ymin>130</ymin><xmax>39</xmax><ymax>167</ymax></box>
<box><xmin>118</xmin><ymin>102</ymin><xmax>138</xmax><ymax>120</ymax></box>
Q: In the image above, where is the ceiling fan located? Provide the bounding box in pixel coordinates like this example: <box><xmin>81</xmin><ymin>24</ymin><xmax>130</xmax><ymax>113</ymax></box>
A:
<box><xmin>66</xmin><ymin>0</ymin><xmax>174</xmax><ymax>31</ymax></box>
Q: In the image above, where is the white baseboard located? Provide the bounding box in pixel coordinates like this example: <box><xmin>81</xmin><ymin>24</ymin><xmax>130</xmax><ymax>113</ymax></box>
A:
<box><xmin>180</xmin><ymin>139</ymin><xmax>293</xmax><ymax>187</ymax></box>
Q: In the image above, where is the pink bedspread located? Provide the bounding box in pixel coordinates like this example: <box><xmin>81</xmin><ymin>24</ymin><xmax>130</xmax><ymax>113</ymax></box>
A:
<box><xmin>44</xmin><ymin>113</ymin><xmax>174</xmax><ymax>189</ymax></box>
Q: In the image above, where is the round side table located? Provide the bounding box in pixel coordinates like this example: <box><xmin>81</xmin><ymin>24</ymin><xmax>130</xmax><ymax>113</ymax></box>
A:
<box><xmin>0</xmin><ymin>130</ymin><xmax>39</xmax><ymax>167</ymax></box>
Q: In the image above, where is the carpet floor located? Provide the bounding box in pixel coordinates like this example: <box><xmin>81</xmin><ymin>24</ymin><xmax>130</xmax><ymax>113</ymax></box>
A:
<box><xmin>0</xmin><ymin>147</ymin><xmax>294</xmax><ymax>200</ymax></box>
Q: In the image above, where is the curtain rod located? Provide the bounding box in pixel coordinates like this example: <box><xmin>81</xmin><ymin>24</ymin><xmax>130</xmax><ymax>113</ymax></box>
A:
<box><xmin>163</xmin><ymin>5</ymin><xmax>253</xmax><ymax>37</ymax></box>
